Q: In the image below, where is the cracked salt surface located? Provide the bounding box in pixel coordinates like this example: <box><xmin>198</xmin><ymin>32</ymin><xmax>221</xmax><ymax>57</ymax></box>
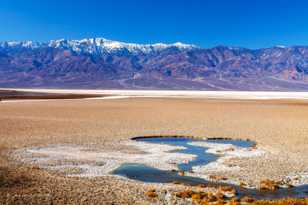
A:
<box><xmin>13</xmin><ymin>137</ymin><xmax>308</xmax><ymax>199</ymax></box>
<box><xmin>14</xmin><ymin>140</ymin><xmax>195</xmax><ymax>177</ymax></box>
<box><xmin>14</xmin><ymin>139</ymin><xmax>263</xmax><ymax>179</ymax></box>
<box><xmin>189</xmin><ymin>141</ymin><xmax>265</xmax><ymax>173</ymax></box>
<box><xmin>14</xmin><ymin>137</ymin><xmax>262</xmax><ymax>184</ymax></box>
<box><xmin>13</xmin><ymin>137</ymin><xmax>307</xmax><ymax>189</ymax></box>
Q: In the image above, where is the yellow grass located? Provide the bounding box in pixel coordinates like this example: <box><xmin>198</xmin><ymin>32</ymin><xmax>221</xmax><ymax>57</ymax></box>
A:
<box><xmin>253</xmin><ymin>198</ymin><xmax>308</xmax><ymax>205</ymax></box>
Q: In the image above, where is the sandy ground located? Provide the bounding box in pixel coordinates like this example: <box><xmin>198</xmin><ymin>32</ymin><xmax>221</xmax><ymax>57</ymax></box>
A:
<box><xmin>1</xmin><ymin>91</ymin><xmax>308</xmax><ymax>204</ymax></box>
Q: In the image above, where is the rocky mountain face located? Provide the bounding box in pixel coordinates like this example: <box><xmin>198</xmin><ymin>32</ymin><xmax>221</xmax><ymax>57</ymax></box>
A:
<box><xmin>1</xmin><ymin>38</ymin><xmax>308</xmax><ymax>91</ymax></box>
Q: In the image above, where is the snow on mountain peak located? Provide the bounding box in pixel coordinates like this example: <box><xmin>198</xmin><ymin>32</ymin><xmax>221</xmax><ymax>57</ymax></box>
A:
<box><xmin>0</xmin><ymin>37</ymin><xmax>197</xmax><ymax>54</ymax></box>
<box><xmin>47</xmin><ymin>37</ymin><xmax>197</xmax><ymax>53</ymax></box>
<box><xmin>0</xmin><ymin>40</ymin><xmax>40</xmax><ymax>48</ymax></box>
<box><xmin>65</xmin><ymin>38</ymin><xmax>197</xmax><ymax>53</ymax></box>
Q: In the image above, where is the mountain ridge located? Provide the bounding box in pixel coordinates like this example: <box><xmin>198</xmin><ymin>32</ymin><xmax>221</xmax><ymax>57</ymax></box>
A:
<box><xmin>1</xmin><ymin>37</ymin><xmax>308</xmax><ymax>91</ymax></box>
<box><xmin>0</xmin><ymin>38</ymin><xmax>196</xmax><ymax>54</ymax></box>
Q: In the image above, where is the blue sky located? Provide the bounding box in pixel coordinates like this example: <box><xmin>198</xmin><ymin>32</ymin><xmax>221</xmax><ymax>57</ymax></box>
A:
<box><xmin>1</xmin><ymin>0</ymin><xmax>308</xmax><ymax>48</ymax></box>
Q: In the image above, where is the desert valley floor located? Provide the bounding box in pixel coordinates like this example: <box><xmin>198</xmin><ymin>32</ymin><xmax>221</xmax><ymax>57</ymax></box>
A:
<box><xmin>0</xmin><ymin>90</ymin><xmax>308</xmax><ymax>204</ymax></box>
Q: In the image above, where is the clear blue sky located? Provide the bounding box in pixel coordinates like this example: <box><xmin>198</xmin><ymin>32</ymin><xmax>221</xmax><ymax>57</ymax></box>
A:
<box><xmin>1</xmin><ymin>0</ymin><xmax>308</xmax><ymax>48</ymax></box>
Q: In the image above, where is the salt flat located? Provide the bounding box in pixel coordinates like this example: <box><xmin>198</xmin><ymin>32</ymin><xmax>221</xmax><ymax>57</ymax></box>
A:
<box><xmin>3</xmin><ymin>88</ymin><xmax>308</xmax><ymax>100</ymax></box>
<box><xmin>1</xmin><ymin>89</ymin><xmax>308</xmax><ymax>204</ymax></box>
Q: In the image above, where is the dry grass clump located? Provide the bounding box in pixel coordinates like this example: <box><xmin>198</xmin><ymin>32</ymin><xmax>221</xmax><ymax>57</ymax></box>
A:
<box><xmin>240</xmin><ymin>181</ymin><xmax>248</xmax><ymax>188</ymax></box>
<box><xmin>174</xmin><ymin>186</ymin><xmax>308</xmax><ymax>205</ymax></box>
<box><xmin>144</xmin><ymin>189</ymin><xmax>158</xmax><ymax>199</ymax></box>
<box><xmin>175</xmin><ymin>189</ymin><xmax>195</xmax><ymax>198</ymax></box>
<box><xmin>241</xmin><ymin>196</ymin><xmax>308</xmax><ymax>205</ymax></box>
<box><xmin>219</xmin><ymin>185</ymin><xmax>236</xmax><ymax>193</ymax></box>
<box><xmin>253</xmin><ymin>198</ymin><xmax>308</xmax><ymax>205</ymax></box>
<box><xmin>228</xmin><ymin>198</ymin><xmax>240</xmax><ymax>205</ymax></box>
<box><xmin>219</xmin><ymin>185</ymin><xmax>237</xmax><ymax>197</ymax></box>
<box><xmin>175</xmin><ymin>190</ymin><xmax>227</xmax><ymax>204</ymax></box>
<box><xmin>260</xmin><ymin>179</ymin><xmax>280</xmax><ymax>191</ymax></box>
<box><xmin>209</xmin><ymin>175</ymin><xmax>228</xmax><ymax>181</ymax></box>
<box><xmin>240</xmin><ymin>196</ymin><xmax>254</xmax><ymax>203</ymax></box>
<box><xmin>178</xmin><ymin>170</ymin><xmax>185</xmax><ymax>176</ymax></box>
<box><xmin>172</xmin><ymin>181</ymin><xmax>183</xmax><ymax>185</ymax></box>
<box><xmin>197</xmin><ymin>183</ymin><xmax>207</xmax><ymax>188</ymax></box>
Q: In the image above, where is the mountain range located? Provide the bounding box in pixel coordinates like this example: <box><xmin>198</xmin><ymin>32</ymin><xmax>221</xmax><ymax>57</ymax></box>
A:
<box><xmin>1</xmin><ymin>38</ymin><xmax>308</xmax><ymax>91</ymax></box>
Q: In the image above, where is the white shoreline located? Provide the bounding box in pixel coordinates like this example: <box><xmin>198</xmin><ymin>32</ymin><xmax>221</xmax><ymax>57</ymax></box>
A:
<box><xmin>13</xmin><ymin>141</ymin><xmax>195</xmax><ymax>178</ymax></box>
<box><xmin>2</xmin><ymin>88</ymin><xmax>308</xmax><ymax>100</ymax></box>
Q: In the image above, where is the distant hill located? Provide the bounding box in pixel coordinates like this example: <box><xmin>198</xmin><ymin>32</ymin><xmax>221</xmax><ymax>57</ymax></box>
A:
<box><xmin>1</xmin><ymin>38</ymin><xmax>308</xmax><ymax>91</ymax></box>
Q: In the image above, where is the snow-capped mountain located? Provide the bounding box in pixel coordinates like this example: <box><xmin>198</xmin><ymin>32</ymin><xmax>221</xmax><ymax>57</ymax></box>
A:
<box><xmin>0</xmin><ymin>40</ymin><xmax>41</xmax><ymax>49</ymax></box>
<box><xmin>0</xmin><ymin>38</ymin><xmax>196</xmax><ymax>54</ymax></box>
<box><xmin>1</xmin><ymin>37</ymin><xmax>308</xmax><ymax>91</ymax></box>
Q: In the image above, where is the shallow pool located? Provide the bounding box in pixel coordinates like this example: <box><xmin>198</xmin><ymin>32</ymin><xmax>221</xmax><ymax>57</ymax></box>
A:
<box><xmin>112</xmin><ymin>136</ymin><xmax>308</xmax><ymax>199</ymax></box>
<box><xmin>134</xmin><ymin>137</ymin><xmax>254</xmax><ymax>172</ymax></box>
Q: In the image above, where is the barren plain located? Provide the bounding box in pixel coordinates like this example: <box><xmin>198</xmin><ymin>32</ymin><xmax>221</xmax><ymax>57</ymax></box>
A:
<box><xmin>1</xmin><ymin>89</ymin><xmax>308</xmax><ymax>204</ymax></box>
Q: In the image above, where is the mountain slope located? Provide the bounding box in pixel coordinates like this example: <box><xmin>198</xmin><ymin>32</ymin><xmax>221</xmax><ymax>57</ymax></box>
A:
<box><xmin>1</xmin><ymin>38</ymin><xmax>308</xmax><ymax>90</ymax></box>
